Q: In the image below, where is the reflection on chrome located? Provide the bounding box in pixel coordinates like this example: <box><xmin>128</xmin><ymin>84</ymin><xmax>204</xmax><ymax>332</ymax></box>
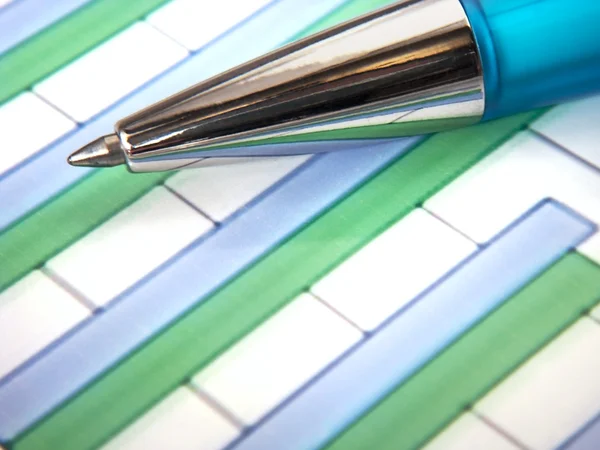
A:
<box><xmin>116</xmin><ymin>0</ymin><xmax>484</xmax><ymax>172</ymax></box>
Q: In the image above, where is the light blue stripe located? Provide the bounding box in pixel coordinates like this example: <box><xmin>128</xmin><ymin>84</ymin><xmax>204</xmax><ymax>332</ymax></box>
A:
<box><xmin>231</xmin><ymin>200</ymin><xmax>595</xmax><ymax>450</ymax></box>
<box><xmin>0</xmin><ymin>136</ymin><xmax>419</xmax><ymax>440</ymax></box>
<box><xmin>0</xmin><ymin>0</ymin><xmax>347</xmax><ymax>231</ymax></box>
<box><xmin>561</xmin><ymin>413</ymin><xmax>600</xmax><ymax>450</ymax></box>
<box><xmin>0</xmin><ymin>0</ymin><xmax>93</xmax><ymax>56</ymax></box>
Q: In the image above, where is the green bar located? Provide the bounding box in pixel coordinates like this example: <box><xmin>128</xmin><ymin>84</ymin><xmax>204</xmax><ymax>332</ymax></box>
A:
<box><xmin>0</xmin><ymin>168</ymin><xmax>169</xmax><ymax>291</ymax></box>
<box><xmin>0</xmin><ymin>0</ymin><xmax>390</xmax><ymax>293</ymax></box>
<box><xmin>325</xmin><ymin>253</ymin><xmax>600</xmax><ymax>450</ymax></box>
<box><xmin>0</xmin><ymin>0</ymin><xmax>389</xmax><ymax>106</ymax></box>
<box><xmin>299</xmin><ymin>0</ymin><xmax>395</xmax><ymax>35</ymax></box>
<box><xmin>14</xmin><ymin>112</ymin><xmax>541</xmax><ymax>450</ymax></box>
<box><xmin>0</xmin><ymin>0</ymin><xmax>171</xmax><ymax>105</ymax></box>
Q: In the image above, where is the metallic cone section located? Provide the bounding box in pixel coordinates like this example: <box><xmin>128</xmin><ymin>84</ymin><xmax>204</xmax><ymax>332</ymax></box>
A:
<box><xmin>115</xmin><ymin>0</ymin><xmax>484</xmax><ymax>172</ymax></box>
<box><xmin>68</xmin><ymin>134</ymin><xmax>125</xmax><ymax>168</ymax></box>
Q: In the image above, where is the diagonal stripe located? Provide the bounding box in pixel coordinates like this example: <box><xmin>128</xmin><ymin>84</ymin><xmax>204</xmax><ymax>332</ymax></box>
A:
<box><xmin>233</xmin><ymin>200</ymin><xmax>595</xmax><ymax>450</ymax></box>
<box><xmin>473</xmin><ymin>316</ymin><xmax>600</xmax><ymax>448</ymax></box>
<box><xmin>11</xmin><ymin>113</ymin><xmax>540</xmax><ymax>450</ymax></box>
<box><xmin>0</xmin><ymin>0</ymin><xmax>94</xmax><ymax>56</ymax></box>
<box><xmin>563</xmin><ymin>413</ymin><xmax>600</xmax><ymax>450</ymax></box>
<box><xmin>296</xmin><ymin>0</ymin><xmax>394</xmax><ymax>33</ymax></box>
<box><xmin>0</xmin><ymin>0</ymin><xmax>361</xmax><ymax>231</ymax></box>
<box><xmin>0</xmin><ymin>0</ymin><xmax>350</xmax><ymax>285</ymax></box>
<box><xmin>424</xmin><ymin>131</ymin><xmax>600</xmax><ymax>264</ymax></box>
<box><xmin>0</xmin><ymin>0</ymin><xmax>172</xmax><ymax>105</ymax></box>
<box><xmin>0</xmin><ymin>168</ymin><xmax>168</xmax><ymax>292</ymax></box>
<box><xmin>1</xmin><ymin>138</ymin><xmax>417</xmax><ymax>446</ymax></box>
<box><xmin>324</xmin><ymin>253</ymin><xmax>600</xmax><ymax>450</ymax></box>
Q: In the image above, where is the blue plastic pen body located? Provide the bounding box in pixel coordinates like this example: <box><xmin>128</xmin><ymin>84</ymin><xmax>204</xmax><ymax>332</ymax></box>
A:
<box><xmin>459</xmin><ymin>0</ymin><xmax>600</xmax><ymax>120</ymax></box>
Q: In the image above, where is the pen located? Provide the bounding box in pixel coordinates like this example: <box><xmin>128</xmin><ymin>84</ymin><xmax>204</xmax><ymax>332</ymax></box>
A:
<box><xmin>68</xmin><ymin>0</ymin><xmax>600</xmax><ymax>173</ymax></box>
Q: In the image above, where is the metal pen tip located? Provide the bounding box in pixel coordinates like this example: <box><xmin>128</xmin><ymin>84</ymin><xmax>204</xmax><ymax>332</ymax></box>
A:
<box><xmin>67</xmin><ymin>134</ymin><xmax>126</xmax><ymax>168</ymax></box>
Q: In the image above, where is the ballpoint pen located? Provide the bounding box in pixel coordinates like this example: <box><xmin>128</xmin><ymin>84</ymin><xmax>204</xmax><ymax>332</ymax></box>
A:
<box><xmin>68</xmin><ymin>0</ymin><xmax>600</xmax><ymax>173</ymax></box>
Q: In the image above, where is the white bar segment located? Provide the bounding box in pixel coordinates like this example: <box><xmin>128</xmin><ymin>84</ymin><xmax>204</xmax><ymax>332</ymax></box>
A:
<box><xmin>102</xmin><ymin>386</ymin><xmax>239</xmax><ymax>450</ymax></box>
<box><xmin>192</xmin><ymin>293</ymin><xmax>362</xmax><ymax>425</ymax></box>
<box><xmin>476</xmin><ymin>318</ymin><xmax>600</xmax><ymax>450</ymax></box>
<box><xmin>311</xmin><ymin>208</ymin><xmax>476</xmax><ymax>331</ymax></box>
<box><xmin>34</xmin><ymin>21</ymin><xmax>188</xmax><ymax>123</ymax></box>
<box><xmin>46</xmin><ymin>187</ymin><xmax>213</xmax><ymax>306</ymax></box>
<box><xmin>0</xmin><ymin>271</ymin><xmax>89</xmax><ymax>379</ymax></box>
<box><xmin>424</xmin><ymin>413</ymin><xmax>518</xmax><ymax>450</ymax></box>
<box><xmin>0</xmin><ymin>91</ymin><xmax>75</xmax><ymax>174</ymax></box>
<box><xmin>166</xmin><ymin>156</ymin><xmax>309</xmax><ymax>222</ymax></box>
<box><xmin>425</xmin><ymin>132</ymin><xmax>600</xmax><ymax>264</ymax></box>
<box><xmin>531</xmin><ymin>96</ymin><xmax>600</xmax><ymax>169</ymax></box>
<box><xmin>148</xmin><ymin>0</ymin><xmax>272</xmax><ymax>51</ymax></box>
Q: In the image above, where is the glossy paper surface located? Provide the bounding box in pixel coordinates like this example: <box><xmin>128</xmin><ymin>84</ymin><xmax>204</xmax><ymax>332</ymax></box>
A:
<box><xmin>1</xmin><ymin>2</ymin><xmax>600</xmax><ymax>450</ymax></box>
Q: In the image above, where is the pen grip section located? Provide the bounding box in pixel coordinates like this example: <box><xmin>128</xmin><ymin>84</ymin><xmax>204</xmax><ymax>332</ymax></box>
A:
<box><xmin>460</xmin><ymin>0</ymin><xmax>600</xmax><ymax>119</ymax></box>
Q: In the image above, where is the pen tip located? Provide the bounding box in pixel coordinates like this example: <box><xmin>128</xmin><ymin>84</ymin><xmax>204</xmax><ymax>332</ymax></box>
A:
<box><xmin>67</xmin><ymin>134</ymin><xmax>126</xmax><ymax>168</ymax></box>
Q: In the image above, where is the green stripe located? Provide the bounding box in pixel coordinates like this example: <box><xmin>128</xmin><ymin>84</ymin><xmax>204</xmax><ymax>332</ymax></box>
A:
<box><xmin>0</xmin><ymin>0</ymin><xmax>390</xmax><ymax>293</ymax></box>
<box><xmin>0</xmin><ymin>168</ymin><xmax>169</xmax><ymax>291</ymax></box>
<box><xmin>0</xmin><ymin>0</ymin><xmax>171</xmax><ymax>105</ymax></box>
<box><xmin>1</xmin><ymin>0</ymin><xmax>391</xmax><ymax>106</ymax></box>
<box><xmin>14</xmin><ymin>112</ymin><xmax>541</xmax><ymax>450</ymax></box>
<box><xmin>301</xmin><ymin>0</ymin><xmax>395</xmax><ymax>33</ymax></box>
<box><xmin>325</xmin><ymin>253</ymin><xmax>600</xmax><ymax>450</ymax></box>
<box><xmin>0</xmin><ymin>0</ymin><xmax>367</xmax><ymax>293</ymax></box>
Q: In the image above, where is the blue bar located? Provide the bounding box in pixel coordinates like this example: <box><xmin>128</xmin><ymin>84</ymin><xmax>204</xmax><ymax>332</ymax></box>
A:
<box><xmin>561</xmin><ymin>413</ymin><xmax>600</xmax><ymax>450</ymax></box>
<box><xmin>0</xmin><ymin>0</ymin><xmax>347</xmax><ymax>231</ymax></box>
<box><xmin>0</xmin><ymin>136</ymin><xmax>419</xmax><ymax>440</ymax></box>
<box><xmin>231</xmin><ymin>200</ymin><xmax>595</xmax><ymax>450</ymax></box>
<box><xmin>0</xmin><ymin>0</ymin><xmax>93</xmax><ymax>56</ymax></box>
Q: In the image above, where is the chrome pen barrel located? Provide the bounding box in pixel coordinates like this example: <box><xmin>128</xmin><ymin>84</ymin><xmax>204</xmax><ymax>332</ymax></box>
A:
<box><xmin>116</xmin><ymin>0</ymin><xmax>484</xmax><ymax>172</ymax></box>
